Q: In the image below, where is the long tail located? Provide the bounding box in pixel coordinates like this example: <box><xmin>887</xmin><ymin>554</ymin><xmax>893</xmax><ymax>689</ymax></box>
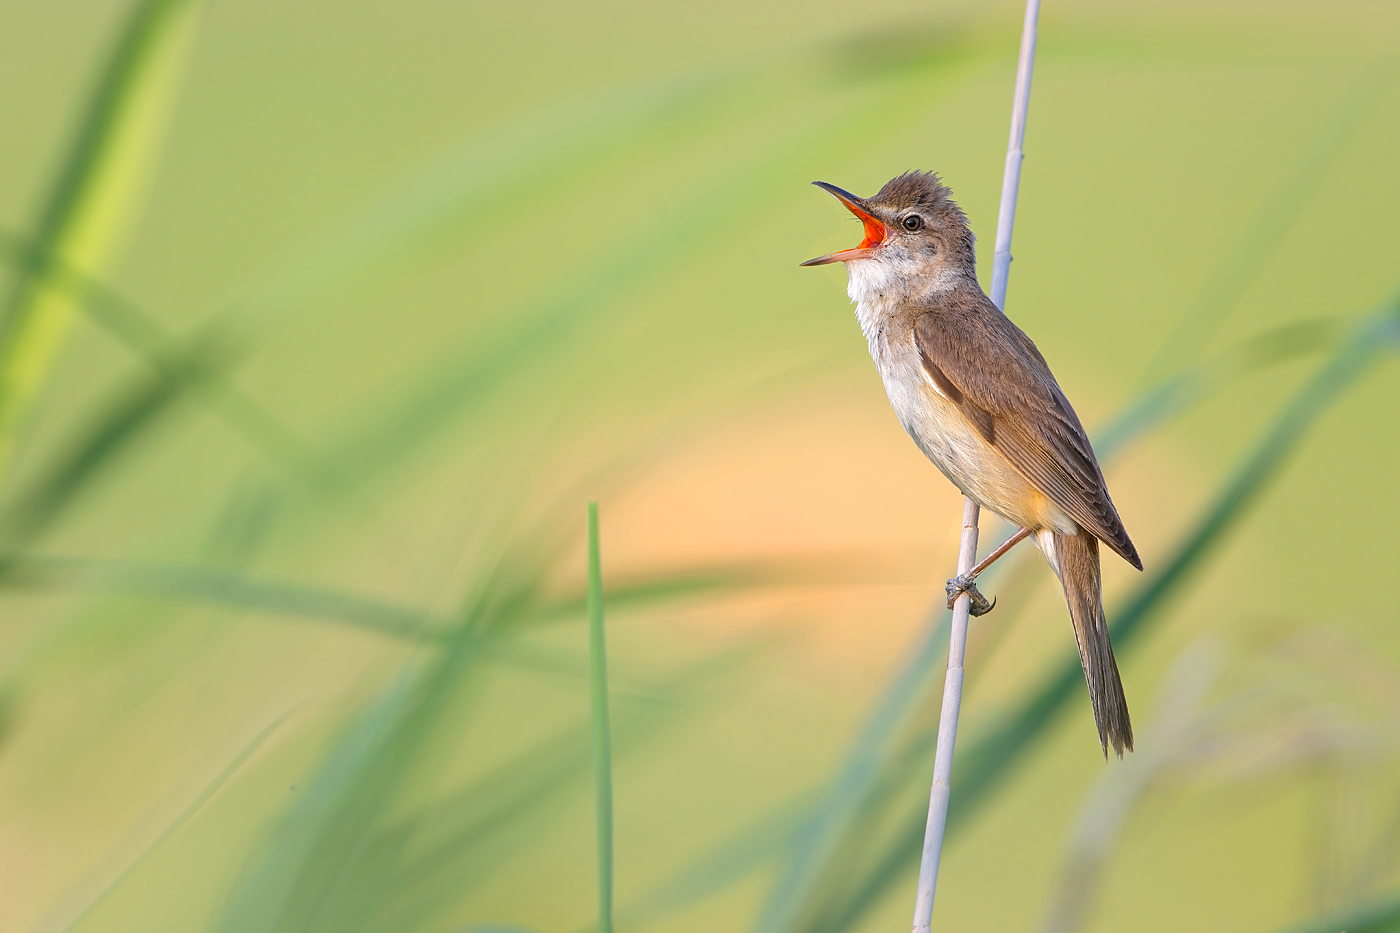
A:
<box><xmin>1041</xmin><ymin>528</ymin><xmax>1134</xmax><ymax>757</ymax></box>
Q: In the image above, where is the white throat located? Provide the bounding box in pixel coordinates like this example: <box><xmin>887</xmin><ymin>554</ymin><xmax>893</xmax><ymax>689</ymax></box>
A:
<box><xmin>846</xmin><ymin>259</ymin><xmax>904</xmax><ymax>348</ymax></box>
<box><xmin>845</xmin><ymin>257</ymin><xmax>963</xmax><ymax>352</ymax></box>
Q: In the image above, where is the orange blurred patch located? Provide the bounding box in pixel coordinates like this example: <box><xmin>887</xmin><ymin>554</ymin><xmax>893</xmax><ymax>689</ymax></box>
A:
<box><xmin>602</xmin><ymin>379</ymin><xmax>967</xmax><ymax>675</ymax></box>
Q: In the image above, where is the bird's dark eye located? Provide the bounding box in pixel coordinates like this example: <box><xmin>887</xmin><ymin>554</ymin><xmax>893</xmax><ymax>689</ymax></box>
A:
<box><xmin>902</xmin><ymin>215</ymin><xmax>923</xmax><ymax>232</ymax></box>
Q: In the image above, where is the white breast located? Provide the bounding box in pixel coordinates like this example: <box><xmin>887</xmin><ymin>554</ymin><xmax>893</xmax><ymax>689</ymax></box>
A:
<box><xmin>847</xmin><ymin>256</ymin><xmax>908</xmax><ymax>350</ymax></box>
<box><xmin>846</xmin><ymin>261</ymin><xmax>1068</xmax><ymax>534</ymax></box>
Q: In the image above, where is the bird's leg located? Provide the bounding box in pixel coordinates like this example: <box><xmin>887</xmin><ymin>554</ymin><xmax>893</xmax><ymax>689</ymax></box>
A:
<box><xmin>946</xmin><ymin>527</ymin><xmax>1033</xmax><ymax>617</ymax></box>
<box><xmin>967</xmin><ymin>526</ymin><xmax>1034</xmax><ymax>578</ymax></box>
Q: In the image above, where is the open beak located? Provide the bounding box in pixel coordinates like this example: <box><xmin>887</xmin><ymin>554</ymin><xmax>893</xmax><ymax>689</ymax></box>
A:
<box><xmin>800</xmin><ymin>181</ymin><xmax>887</xmax><ymax>266</ymax></box>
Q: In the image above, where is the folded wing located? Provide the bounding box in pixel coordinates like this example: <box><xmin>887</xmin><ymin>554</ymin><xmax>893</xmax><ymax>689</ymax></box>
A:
<box><xmin>913</xmin><ymin>290</ymin><xmax>1141</xmax><ymax>570</ymax></box>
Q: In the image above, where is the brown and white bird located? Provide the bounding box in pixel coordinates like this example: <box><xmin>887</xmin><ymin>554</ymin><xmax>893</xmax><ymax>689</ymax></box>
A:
<box><xmin>802</xmin><ymin>171</ymin><xmax>1141</xmax><ymax>756</ymax></box>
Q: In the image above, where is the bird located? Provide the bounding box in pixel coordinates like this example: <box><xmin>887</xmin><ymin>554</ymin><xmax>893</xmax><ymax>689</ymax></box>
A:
<box><xmin>801</xmin><ymin>171</ymin><xmax>1141</xmax><ymax>756</ymax></box>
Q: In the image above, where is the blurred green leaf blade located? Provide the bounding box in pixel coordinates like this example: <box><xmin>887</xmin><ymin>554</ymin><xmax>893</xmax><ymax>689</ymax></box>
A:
<box><xmin>0</xmin><ymin>0</ymin><xmax>202</xmax><ymax>472</ymax></box>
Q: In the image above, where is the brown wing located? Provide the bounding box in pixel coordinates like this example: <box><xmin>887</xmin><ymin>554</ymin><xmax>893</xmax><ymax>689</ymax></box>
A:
<box><xmin>913</xmin><ymin>290</ymin><xmax>1142</xmax><ymax>570</ymax></box>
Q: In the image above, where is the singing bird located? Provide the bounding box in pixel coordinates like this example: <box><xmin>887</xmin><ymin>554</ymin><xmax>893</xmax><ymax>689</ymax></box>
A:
<box><xmin>802</xmin><ymin>171</ymin><xmax>1141</xmax><ymax>756</ymax></box>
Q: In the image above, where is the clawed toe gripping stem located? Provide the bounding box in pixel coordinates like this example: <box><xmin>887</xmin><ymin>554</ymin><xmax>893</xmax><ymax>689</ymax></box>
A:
<box><xmin>943</xmin><ymin>526</ymin><xmax>1033</xmax><ymax>618</ymax></box>
<box><xmin>946</xmin><ymin>573</ymin><xmax>995</xmax><ymax>617</ymax></box>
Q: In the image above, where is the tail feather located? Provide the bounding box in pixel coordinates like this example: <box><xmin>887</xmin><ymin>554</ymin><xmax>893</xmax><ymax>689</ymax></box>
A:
<box><xmin>1048</xmin><ymin>529</ymin><xmax>1133</xmax><ymax>757</ymax></box>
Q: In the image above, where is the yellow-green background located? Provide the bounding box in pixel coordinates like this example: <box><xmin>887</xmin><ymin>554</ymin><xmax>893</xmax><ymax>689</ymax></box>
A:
<box><xmin>1</xmin><ymin>1</ymin><xmax>1398</xmax><ymax>931</ymax></box>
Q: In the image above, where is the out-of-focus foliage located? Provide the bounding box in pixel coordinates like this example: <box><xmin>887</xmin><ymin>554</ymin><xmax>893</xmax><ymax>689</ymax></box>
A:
<box><xmin>0</xmin><ymin>2</ymin><xmax>1397</xmax><ymax>933</ymax></box>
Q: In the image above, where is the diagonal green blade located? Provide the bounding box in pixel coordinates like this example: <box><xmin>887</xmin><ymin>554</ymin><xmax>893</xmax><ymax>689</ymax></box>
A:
<box><xmin>43</xmin><ymin>709</ymin><xmax>291</xmax><ymax>933</ymax></box>
<box><xmin>0</xmin><ymin>0</ymin><xmax>202</xmax><ymax>474</ymax></box>
<box><xmin>1274</xmin><ymin>891</ymin><xmax>1400</xmax><ymax>933</ymax></box>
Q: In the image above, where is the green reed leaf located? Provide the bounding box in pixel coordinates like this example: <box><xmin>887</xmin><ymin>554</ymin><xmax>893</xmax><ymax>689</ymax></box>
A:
<box><xmin>0</xmin><ymin>0</ymin><xmax>201</xmax><ymax>474</ymax></box>
<box><xmin>215</xmin><ymin>532</ymin><xmax>584</xmax><ymax>933</ymax></box>
<box><xmin>0</xmin><ymin>226</ymin><xmax>310</xmax><ymax>476</ymax></box>
<box><xmin>1276</xmin><ymin>892</ymin><xmax>1400</xmax><ymax>933</ymax></box>
<box><xmin>587</xmin><ymin>502</ymin><xmax>615</xmax><ymax>933</ymax></box>
<box><xmin>0</xmin><ymin>555</ymin><xmax>444</xmax><ymax>642</ymax></box>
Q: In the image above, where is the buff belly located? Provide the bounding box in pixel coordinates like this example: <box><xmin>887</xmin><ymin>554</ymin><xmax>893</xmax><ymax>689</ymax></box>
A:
<box><xmin>877</xmin><ymin>344</ymin><xmax>1076</xmax><ymax>537</ymax></box>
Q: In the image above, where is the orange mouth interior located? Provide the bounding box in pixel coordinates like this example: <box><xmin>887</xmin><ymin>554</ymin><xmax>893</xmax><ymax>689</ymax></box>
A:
<box><xmin>850</xmin><ymin>204</ymin><xmax>886</xmax><ymax>251</ymax></box>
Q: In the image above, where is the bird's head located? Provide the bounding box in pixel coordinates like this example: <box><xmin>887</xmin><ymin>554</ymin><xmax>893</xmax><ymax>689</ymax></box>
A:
<box><xmin>801</xmin><ymin>171</ymin><xmax>976</xmax><ymax>290</ymax></box>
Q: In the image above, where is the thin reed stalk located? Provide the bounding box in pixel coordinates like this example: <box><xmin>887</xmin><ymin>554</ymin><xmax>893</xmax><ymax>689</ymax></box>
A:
<box><xmin>911</xmin><ymin>1</ymin><xmax>1040</xmax><ymax>928</ymax></box>
<box><xmin>52</xmin><ymin>712</ymin><xmax>290</xmax><ymax>933</ymax></box>
<box><xmin>587</xmin><ymin>501</ymin><xmax>615</xmax><ymax>933</ymax></box>
<box><xmin>911</xmin><ymin>497</ymin><xmax>981</xmax><ymax>929</ymax></box>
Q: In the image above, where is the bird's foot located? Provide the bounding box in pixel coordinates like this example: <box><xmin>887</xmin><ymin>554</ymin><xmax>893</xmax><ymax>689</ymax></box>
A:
<box><xmin>946</xmin><ymin>573</ymin><xmax>995</xmax><ymax>617</ymax></box>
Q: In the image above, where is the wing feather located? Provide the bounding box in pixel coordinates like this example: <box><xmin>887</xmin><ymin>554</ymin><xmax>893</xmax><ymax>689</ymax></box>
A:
<box><xmin>913</xmin><ymin>292</ymin><xmax>1141</xmax><ymax>569</ymax></box>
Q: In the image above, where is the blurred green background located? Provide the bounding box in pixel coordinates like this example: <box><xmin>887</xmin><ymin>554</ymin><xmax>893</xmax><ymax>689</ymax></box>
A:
<box><xmin>1</xmin><ymin>0</ymin><xmax>1398</xmax><ymax>931</ymax></box>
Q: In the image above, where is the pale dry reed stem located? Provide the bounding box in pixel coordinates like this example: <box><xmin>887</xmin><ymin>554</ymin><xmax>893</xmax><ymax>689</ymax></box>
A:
<box><xmin>911</xmin><ymin>1</ymin><xmax>1041</xmax><ymax>929</ymax></box>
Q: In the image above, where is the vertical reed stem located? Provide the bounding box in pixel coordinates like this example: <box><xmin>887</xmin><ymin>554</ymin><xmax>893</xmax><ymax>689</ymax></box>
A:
<box><xmin>911</xmin><ymin>1</ymin><xmax>1041</xmax><ymax>928</ymax></box>
<box><xmin>587</xmin><ymin>500</ymin><xmax>615</xmax><ymax>933</ymax></box>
